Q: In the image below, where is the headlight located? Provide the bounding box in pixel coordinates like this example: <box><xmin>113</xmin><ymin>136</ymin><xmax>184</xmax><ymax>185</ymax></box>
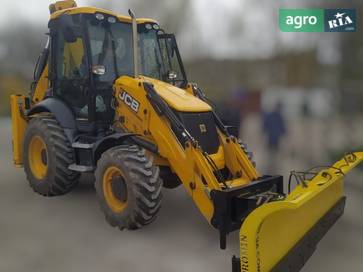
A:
<box><xmin>108</xmin><ymin>17</ymin><xmax>116</xmax><ymax>23</ymax></box>
<box><xmin>95</xmin><ymin>13</ymin><xmax>104</xmax><ymax>20</ymax></box>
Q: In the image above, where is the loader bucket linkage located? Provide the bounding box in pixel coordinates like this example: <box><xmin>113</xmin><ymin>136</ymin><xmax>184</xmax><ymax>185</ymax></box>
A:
<box><xmin>233</xmin><ymin>152</ymin><xmax>363</xmax><ymax>272</ymax></box>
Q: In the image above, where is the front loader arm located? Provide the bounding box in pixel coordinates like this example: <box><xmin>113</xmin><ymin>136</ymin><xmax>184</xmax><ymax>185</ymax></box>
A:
<box><xmin>143</xmin><ymin>81</ymin><xmax>261</xmax><ymax>222</ymax></box>
<box><xmin>114</xmin><ymin>77</ymin><xmax>262</xmax><ymax>227</ymax></box>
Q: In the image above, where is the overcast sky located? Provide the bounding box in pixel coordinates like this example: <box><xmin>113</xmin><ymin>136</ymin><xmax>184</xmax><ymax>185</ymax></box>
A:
<box><xmin>0</xmin><ymin>0</ymin><xmax>88</xmax><ymax>25</ymax></box>
<box><xmin>0</xmin><ymin>0</ymin><xmax>340</xmax><ymax>61</ymax></box>
<box><xmin>0</xmin><ymin>0</ymin><xmax>240</xmax><ymax>24</ymax></box>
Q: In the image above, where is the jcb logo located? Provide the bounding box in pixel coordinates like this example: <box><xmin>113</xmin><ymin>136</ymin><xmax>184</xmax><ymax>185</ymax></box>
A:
<box><xmin>119</xmin><ymin>91</ymin><xmax>140</xmax><ymax>113</ymax></box>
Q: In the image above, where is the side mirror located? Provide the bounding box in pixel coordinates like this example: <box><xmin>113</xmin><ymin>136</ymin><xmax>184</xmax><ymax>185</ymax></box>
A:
<box><xmin>59</xmin><ymin>14</ymin><xmax>77</xmax><ymax>43</ymax></box>
<box><xmin>167</xmin><ymin>70</ymin><xmax>177</xmax><ymax>80</ymax></box>
<box><xmin>92</xmin><ymin>65</ymin><xmax>106</xmax><ymax>75</ymax></box>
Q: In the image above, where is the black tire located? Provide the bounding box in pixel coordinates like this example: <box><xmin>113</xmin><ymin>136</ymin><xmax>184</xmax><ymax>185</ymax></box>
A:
<box><xmin>95</xmin><ymin>146</ymin><xmax>162</xmax><ymax>230</ymax></box>
<box><xmin>160</xmin><ymin>166</ymin><xmax>182</xmax><ymax>189</ymax></box>
<box><xmin>238</xmin><ymin>139</ymin><xmax>256</xmax><ymax>167</ymax></box>
<box><xmin>23</xmin><ymin>115</ymin><xmax>80</xmax><ymax>196</ymax></box>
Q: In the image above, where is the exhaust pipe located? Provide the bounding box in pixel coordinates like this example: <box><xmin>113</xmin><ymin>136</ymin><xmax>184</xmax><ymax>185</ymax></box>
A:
<box><xmin>128</xmin><ymin>9</ymin><xmax>139</xmax><ymax>78</ymax></box>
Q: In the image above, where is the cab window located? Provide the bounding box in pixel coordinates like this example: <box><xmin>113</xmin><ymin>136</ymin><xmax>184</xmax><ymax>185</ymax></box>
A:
<box><xmin>53</xmin><ymin>16</ymin><xmax>89</xmax><ymax>118</ymax></box>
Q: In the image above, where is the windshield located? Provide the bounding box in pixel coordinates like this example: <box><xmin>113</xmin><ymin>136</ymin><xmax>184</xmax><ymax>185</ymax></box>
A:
<box><xmin>139</xmin><ymin>24</ymin><xmax>187</xmax><ymax>86</ymax></box>
<box><xmin>86</xmin><ymin>14</ymin><xmax>134</xmax><ymax>83</ymax></box>
<box><xmin>85</xmin><ymin>14</ymin><xmax>186</xmax><ymax>86</ymax></box>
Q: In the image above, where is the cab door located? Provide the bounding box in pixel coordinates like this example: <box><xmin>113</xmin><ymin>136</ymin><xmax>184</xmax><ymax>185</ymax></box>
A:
<box><xmin>49</xmin><ymin>14</ymin><xmax>91</xmax><ymax>120</ymax></box>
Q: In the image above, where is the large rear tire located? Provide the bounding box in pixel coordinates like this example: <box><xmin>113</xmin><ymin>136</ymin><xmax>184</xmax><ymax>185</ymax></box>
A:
<box><xmin>95</xmin><ymin>146</ymin><xmax>162</xmax><ymax>230</ymax></box>
<box><xmin>23</xmin><ymin>115</ymin><xmax>80</xmax><ymax>196</ymax></box>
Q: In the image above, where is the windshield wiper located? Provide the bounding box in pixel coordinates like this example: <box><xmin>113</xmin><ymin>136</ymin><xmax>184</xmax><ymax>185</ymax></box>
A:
<box><xmin>154</xmin><ymin>47</ymin><xmax>163</xmax><ymax>80</ymax></box>
<box><xmin>108</xmin><ymin>30</ymin><xmax>120</xmax><ymax>79</ymax></box>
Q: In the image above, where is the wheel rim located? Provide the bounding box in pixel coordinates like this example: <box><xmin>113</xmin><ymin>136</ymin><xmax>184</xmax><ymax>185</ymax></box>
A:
<box><xmin>103</xmin><ymin>166</ymin><xmax>128</xmax><ymax>213</ymax></box>
<box><xmin>28</xmin><ymin>135</ymin><xmax>48</xmax><ymax>180</ymax></box>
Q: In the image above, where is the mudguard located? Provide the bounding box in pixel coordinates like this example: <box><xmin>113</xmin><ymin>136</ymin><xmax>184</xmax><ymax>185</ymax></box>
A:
<box><xmin>237</xmin><ymin>152</ymin><xmax>363</xmax><ymax>272</ymax></box>
<box><xmin>27</xmin><ymin>98</ymin><xmax>77</xmax><ymax>142</ymax></box>
<box><xmin>27</xmin><ymin>98</ymin><xmax>76</xmax><ymax>129</ymax></box>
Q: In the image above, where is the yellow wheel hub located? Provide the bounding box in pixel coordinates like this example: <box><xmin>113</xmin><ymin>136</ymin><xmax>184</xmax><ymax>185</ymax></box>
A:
<box><xmin>103</xmin><ymin>166</ymin><xmax>128</xmax><ymax>213</ymax></box>
<box><xmin>28</xmin><ymin>135</ymin><xmax>48</xmax><ymax>180</ymax></box>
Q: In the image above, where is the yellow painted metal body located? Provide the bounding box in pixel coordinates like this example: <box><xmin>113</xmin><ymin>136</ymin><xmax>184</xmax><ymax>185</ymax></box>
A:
<box><xmin>113</xmin><ymin>75</ymin><xmax>259</xmax><ymax>222</ymax></box>
<box><xmin>239</xmin><ymin>152</ymin><xmax>363</xmax><ymax>272</ymax></box>
<box><xmin>150</xmin><ymin>79</ymin><xmax>211</xmax><ymax>112</ymax></box>
<box><xmin>10</xmin><ymin>95</ymin><xmax>28</xmax><ymax>167</ymax></box>
<box><xmin>49</xmin><ymin>0</ymin><xmax>77</xmax><ymax>14</ymax></box>
<box><xmin>50</xmin><ymin>3</ymin><xmax>158</xmax><ymax>25</ymax></box>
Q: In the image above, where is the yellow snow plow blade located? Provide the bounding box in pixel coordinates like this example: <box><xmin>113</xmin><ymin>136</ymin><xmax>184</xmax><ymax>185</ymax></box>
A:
<box><xmin>238</xmin><ymin>152</ymin><xmax>363</xmax><ymax>272</ymax></box>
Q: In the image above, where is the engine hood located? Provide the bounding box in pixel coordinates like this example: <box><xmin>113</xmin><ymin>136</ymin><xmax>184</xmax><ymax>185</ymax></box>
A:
<box><xmin>142</xmin><ymin>76</ymin><xmax>212</xmax><ymax>112</ymax></box>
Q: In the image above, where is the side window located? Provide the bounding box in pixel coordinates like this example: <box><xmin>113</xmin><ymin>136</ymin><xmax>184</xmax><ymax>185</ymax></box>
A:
<box><xmin>54</xmin><ymin>27</ymin><xmax>89</xmax><ymax>118</ymax></box>
<box><xmin>158</xmin><ymin>36</ymin><xmax>183</xmax><ymax>82</ymax></box>
<box><xmin>55</xmin><ymin>32</ymin><xmax>86</xmax><ymax>80</ymax></box>
<box><xmin>140</xmin><ymin>35</ymin><xmax>164</xmax><ymax>79</ymax></box>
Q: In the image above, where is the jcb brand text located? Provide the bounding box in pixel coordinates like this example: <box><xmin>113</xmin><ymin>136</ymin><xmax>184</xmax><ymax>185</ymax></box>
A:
<box><xmin>119</xmin><ymin>91</ymin><xmax>140</xmax><ymax>113</ymax></box>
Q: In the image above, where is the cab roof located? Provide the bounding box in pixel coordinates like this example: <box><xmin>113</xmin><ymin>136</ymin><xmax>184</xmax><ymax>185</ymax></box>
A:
<box><xmin>50</xmin><ymin>6</ymin><xmax>159</xmax><ymax>25</ymax></box>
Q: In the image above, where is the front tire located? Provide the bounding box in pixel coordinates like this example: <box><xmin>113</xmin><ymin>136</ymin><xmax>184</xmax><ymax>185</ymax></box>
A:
<box><xmin>23</xmin><ymin>115</ymin><xmax>80</xmax><ymax>196</ymax></box>
<box><xmin>95</xmin><ymin>146</ymin><xmax>162</xmax><ymax>230</ymax></box>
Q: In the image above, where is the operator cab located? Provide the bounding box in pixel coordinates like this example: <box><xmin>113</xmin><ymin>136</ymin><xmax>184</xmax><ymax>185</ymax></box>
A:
<box><xmin>34</xmin><ymin>10</ymin><xmax>187</xmax><ymax>133</ymax></box>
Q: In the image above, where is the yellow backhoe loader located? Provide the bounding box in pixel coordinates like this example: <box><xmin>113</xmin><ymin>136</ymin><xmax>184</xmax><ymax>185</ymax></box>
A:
<box><xmin>10</xmin><ymin>1</ymin><xmax>363</xmax><ymax>271</ymax></box>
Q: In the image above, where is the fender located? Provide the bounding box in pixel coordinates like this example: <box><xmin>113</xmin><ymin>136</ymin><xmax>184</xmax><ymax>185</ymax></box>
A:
<box><xmin>93</xmin><ymin>133</ymin><xmax>158</xmax><ymax>164</ymax></box>
<box><xmin>93</xmin><ymin>133</ymin><xmax>136</xmax><ymax>163</ymax></box>
<box><xmin>27</xmin><ymin>98</ymin><xmax>76</xmax><ymax>141</ymax></box>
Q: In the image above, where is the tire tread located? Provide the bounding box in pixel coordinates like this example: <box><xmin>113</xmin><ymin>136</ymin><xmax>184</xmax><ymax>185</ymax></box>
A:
<box><xmin>24</xmin><ymin>115</ymin><xmax>79</xmax><ymax>196</ymax></box>
<box><xmin>95</xmin><ymin>146</ymin><xmax>162</xmax><ymax>230</ymax></box>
